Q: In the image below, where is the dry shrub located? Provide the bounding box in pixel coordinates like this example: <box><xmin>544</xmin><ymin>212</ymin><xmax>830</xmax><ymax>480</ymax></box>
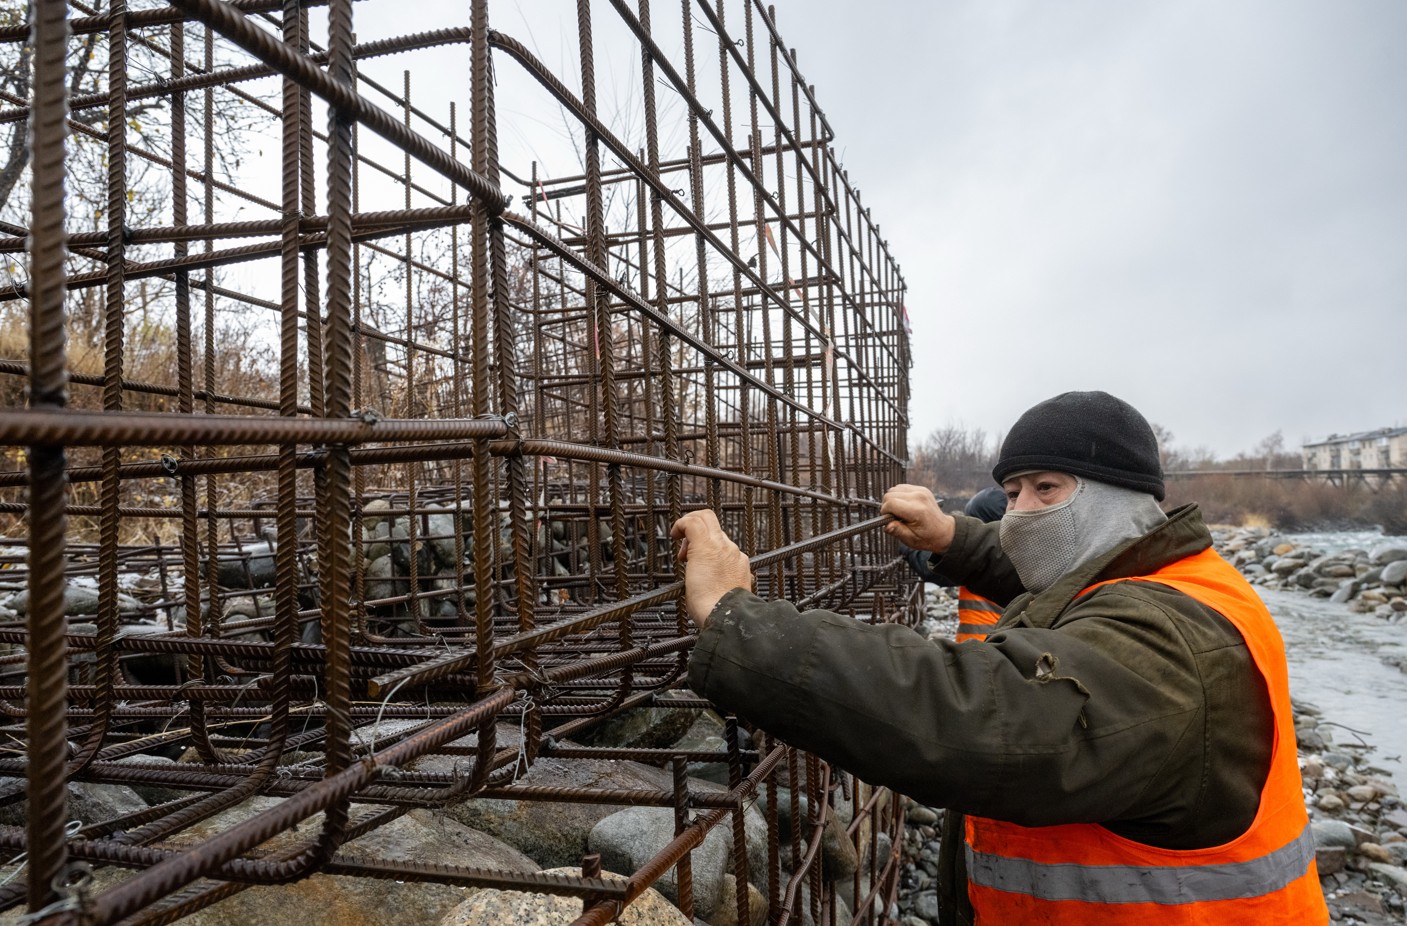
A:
<box><xmin>0</xmin><ymin>294</ymin><xmax>282</xmax><ymax>545</ymax></box>
<box><xmin>1166</xmin><ymin>474</ymin><xmax>1398</xmax><ymax>532</ymax></box>
<box><xmin>1362</xmin><ymin>484</ymin><xmax>1407</xmax><ymax>536</ymax></box>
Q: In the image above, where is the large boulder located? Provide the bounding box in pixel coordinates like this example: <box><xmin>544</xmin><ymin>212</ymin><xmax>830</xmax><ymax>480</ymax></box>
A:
<box><xmin>110</xmin><ymin>753</ymin><xmax>188</xmax><ymax>805</ymax></box>
<box><xmin>430</xmin><ymin>723</ymin><xmax>691</xmax><ymax>870</ymax></box>
<box><xmin>587</xmin><ymin>806</ymin><xmax>735</xmax><ymax>918</ymax></box>
<box><xmin>0</xmin><ymin>781</ymin><xmax>148</xmax><ymax>830</ymax></box>
<box><xmin>672</xmin><ymin>709</ymin><xmax>733</xmax><ymax>786</ymax></box>
<box><xmin>574</xmin><ymin>693</ymin><xmax>709</xmax><ymax>752</ymax></box>
<box><xmin>3</xmin><ymin>582</ymin><xmax>144</xmax><ymax>617</ymax></box>
<box><xmin>152</xmin><ymin>799</ymin><xmax>537</xmax><ymax>926</ymax></box>
<box><xmin>207</xmin><ymin>542</ymin><xmax>278</xmax><ymax>590</ymax></box>
<box><xmin>712</xmin><ymin>874</ymin><xmax>770</xmax><ymax>926</ymax></box>
<box><xmin>438</xmin><ymin>867</ymin><xmax>689</xmax><ymax>925</ymax></box>
<box><xmin>752</xmin><ymin>783</ymin><xmax>862</xmax><ymax>881</ymax></box>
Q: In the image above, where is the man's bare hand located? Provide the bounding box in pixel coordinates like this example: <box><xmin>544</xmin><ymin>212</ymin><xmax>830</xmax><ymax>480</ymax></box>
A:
<box><xmin>670</xmin><ymin>509</ymin><xmax>754</xmax><ymax>628</ymax></box>
<box><xmin>881</xmin><ymin>484</ymin><xmax>956</xmax><ymax>554</ymax></box>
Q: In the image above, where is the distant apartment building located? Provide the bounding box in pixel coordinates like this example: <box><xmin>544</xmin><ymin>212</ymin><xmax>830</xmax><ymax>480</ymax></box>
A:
<box><xmin>1302</xmin><ymin>427</ymin><xmax>1407</xmax><ymax>471</ymax></box>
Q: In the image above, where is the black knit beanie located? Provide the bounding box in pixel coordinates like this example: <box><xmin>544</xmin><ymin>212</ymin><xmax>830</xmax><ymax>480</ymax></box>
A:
<box><xmin>992</xmin><ymin>391</ymin><xmax>1165</xmax><ymax>501</ymax></box>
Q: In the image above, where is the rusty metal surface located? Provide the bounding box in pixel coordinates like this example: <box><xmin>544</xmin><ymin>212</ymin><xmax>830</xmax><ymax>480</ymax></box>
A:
<box><xmin>0</xmin><ymin>1</ymin><xmax>913</xmax><ymax>923</ymax></box>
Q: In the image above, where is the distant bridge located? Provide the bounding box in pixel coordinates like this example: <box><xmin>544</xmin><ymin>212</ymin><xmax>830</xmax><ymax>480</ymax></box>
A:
<box><xmin>1165</xmin><ymin>468</ymin><xmax>1407</xmax><ymax>490</ymax></box>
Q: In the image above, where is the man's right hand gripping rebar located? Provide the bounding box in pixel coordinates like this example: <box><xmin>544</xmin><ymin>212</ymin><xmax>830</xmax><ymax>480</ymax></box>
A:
<box><xmin>881</xmin><ymin>484</ymin><xmax>957</xmax><ymax>554</ymax></box>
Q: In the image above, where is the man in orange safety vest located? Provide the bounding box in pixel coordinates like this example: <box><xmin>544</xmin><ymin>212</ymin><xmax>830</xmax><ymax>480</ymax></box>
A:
<box><xmin>673</xmin><ymin>390</ymin><xmax>1327</xmax><ymax>924</ymax></box>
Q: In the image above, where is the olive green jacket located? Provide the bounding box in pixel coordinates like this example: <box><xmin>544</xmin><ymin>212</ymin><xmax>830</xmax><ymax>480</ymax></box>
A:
<box><xmin>687</xmin><ymin>505</ymin><xmax>1274</xmax><ymax>925</ymax></box>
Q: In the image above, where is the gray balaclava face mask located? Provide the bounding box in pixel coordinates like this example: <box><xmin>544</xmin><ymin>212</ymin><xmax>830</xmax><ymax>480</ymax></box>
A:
<box><xmin>998</xmin><ymin>476</ymin><xmax>1168</xmax><ymax>594</ymax></box>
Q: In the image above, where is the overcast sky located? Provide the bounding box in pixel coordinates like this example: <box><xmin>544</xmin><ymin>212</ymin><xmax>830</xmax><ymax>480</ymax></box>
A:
<box><xmin>345</xmin><ymin>1</ymin><xmax>1405</xmax><ymax>460</ymax></box>
<box><xmin>772</xmin><ymin>0</ymin><xmax>1407</xmax><ymax>458</ymax></box>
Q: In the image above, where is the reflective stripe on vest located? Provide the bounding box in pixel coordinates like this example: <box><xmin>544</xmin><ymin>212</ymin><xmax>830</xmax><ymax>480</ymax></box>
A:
<box><xmin>956</xmin><ymin>587</ymin><xmax>1000</xmax><ymax>642</ymax></box>
<box><xmin>964</xmin><ymin>547</ymin><xmax>1328</xmax><ymax>925</ymax></box>
<box><xmin>968</xmin><ymin>822</ymin><xmax>1315</xmax><ymax>904</ymax></box>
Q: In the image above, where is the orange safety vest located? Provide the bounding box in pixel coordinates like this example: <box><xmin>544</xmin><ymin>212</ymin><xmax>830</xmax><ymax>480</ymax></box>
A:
<box><xmin>955</xmin><ymin>587</ymin><xmax>1001</xmax><ymax>643</ymax></box>
<box><xmin>965</xmin><ymin>548</ymin><xmax>1328</xmax><ymax>925</ymax></box>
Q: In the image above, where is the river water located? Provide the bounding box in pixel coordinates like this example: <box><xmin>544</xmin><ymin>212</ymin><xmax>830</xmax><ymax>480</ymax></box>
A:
<box><xmin>1262</xmin><ymin>585</ymin><xmax>1407</xmax><ymax>785</ymax></box>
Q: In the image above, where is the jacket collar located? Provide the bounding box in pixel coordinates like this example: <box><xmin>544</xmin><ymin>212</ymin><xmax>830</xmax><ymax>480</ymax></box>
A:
<box><xmin>1005</xmin><ymin>504</ymin><xmax>1212</xmax><ymax>630</ymax></box>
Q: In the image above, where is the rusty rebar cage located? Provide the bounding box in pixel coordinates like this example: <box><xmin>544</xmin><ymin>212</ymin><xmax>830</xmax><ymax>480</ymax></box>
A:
<box><xmin>0</xmin><ymin>0</ymin><xmax>913</xmax><ymax>922</ymax></box>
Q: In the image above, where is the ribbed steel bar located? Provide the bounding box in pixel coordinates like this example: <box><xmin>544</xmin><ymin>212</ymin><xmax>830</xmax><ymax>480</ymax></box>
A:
<box><xmin>22</xmin><ymin>0</ymin><xmax>74</xmax><ymax>917</ymax></box>
<box><xmin>0</xmin><ymin>409</ymin><xmax>509</xmax><ymax>445</ymax></box>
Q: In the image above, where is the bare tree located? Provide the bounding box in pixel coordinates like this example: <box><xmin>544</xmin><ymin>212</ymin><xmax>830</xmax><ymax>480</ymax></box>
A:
<box><xmin>908</xmin><ymin>422</ymin><xmax>999</xmax><ymax>497</ymax></box>
<box><xmin>0</xmin><ymin>1</ymin><xmax>172</xmax><ymax>215</ymax></box>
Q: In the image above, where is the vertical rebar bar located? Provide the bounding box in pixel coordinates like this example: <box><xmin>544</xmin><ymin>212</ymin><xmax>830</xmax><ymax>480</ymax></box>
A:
<box><xmin>23</xmin><ymin>0</ymin><xmax>72</xmax><ymax>915</ymax></box>
<box><xmin>314</xmin><ymin>0</ymin><xmax>357</xmax><ymax>857</ymax></box>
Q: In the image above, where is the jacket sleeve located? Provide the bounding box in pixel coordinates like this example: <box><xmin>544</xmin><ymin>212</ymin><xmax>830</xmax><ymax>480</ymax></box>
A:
<box><xmin>899</xmin><ymin>542</ymin><xmax>952</xmax><ymax>586</ymax></box>
<box><xmin>687</xmin><ymin>586</ymin><xmax>1204</xmax><ymax>827</ymax></box>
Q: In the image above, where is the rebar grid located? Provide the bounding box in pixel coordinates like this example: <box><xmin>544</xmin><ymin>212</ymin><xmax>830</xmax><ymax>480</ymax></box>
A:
<box><xmin>0</xmin><ymin>1</ymin><xmax>912</xmax><ymax>923</ymax></box>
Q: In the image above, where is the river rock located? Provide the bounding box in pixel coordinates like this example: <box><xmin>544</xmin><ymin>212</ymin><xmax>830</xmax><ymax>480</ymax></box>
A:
<box><xmin>911</xmin><ymin>889</ymin><xmax>940</xmax><ymax>922</ymax></box>
<box><xmin>1337</xmin><ymin>890</ymin><xmax>1386</xmax><ymax>916</ymax></box>
<box><xmin>364</xmin><ymin>553</ymin><xmax>397</xmax><ymax>602</ymax></box>
<box><xmin>1348</xmin><ymin>784</ymin><xmax>1380</xmax><ymax>803</ymax></box>
<box><xmin>1370</xmin><ymin>544</ymin><xmax>1407</xmax><ymax>567</ymax></box>
<box><xmin>906</xmin><ymin>805</ymin><xmax>939</xmax><ymax>826</ymax></box>
<box><xmin>1298</xmin><ymin>727</ymin><xmax>1327</xmax><ymax>751</ymax></box>
<box><xmin>1318</xmin><ymin>793</ymin><xmax>1346</xmax><ymax>812</ymax></box>
<box><xmin>1360</xmin><ymin>842</ymin><xmax>1395</xmax><ymax>863</ymax></box>
<box><xmin>364</xmin><ymin>518</ymin><xmax>392</xmax><ymax>562</ymax></box>
<box><xmin>1315</xmin><ymin>845</ymin><xmax>1347</xmax><ymax>876</ymax></box>
<box><xmin>1368</xmin><ymin>862</ymin><xmax>1407</xmax><ymax>891</ymax></box>
<box><xmin>1313</xmin><ymin>820</ymin><xmax>1360</xmax><ymax>850</ymax></box>
<box><xmin>1382</xmin><ymin>561</ymin><xmax>1407</xmax><ymax>585</ymax></box>
<box><xmin>1324</xmin><ymin>752</ymin><xmax>1355</xmax><ymax>771</ymax></box>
